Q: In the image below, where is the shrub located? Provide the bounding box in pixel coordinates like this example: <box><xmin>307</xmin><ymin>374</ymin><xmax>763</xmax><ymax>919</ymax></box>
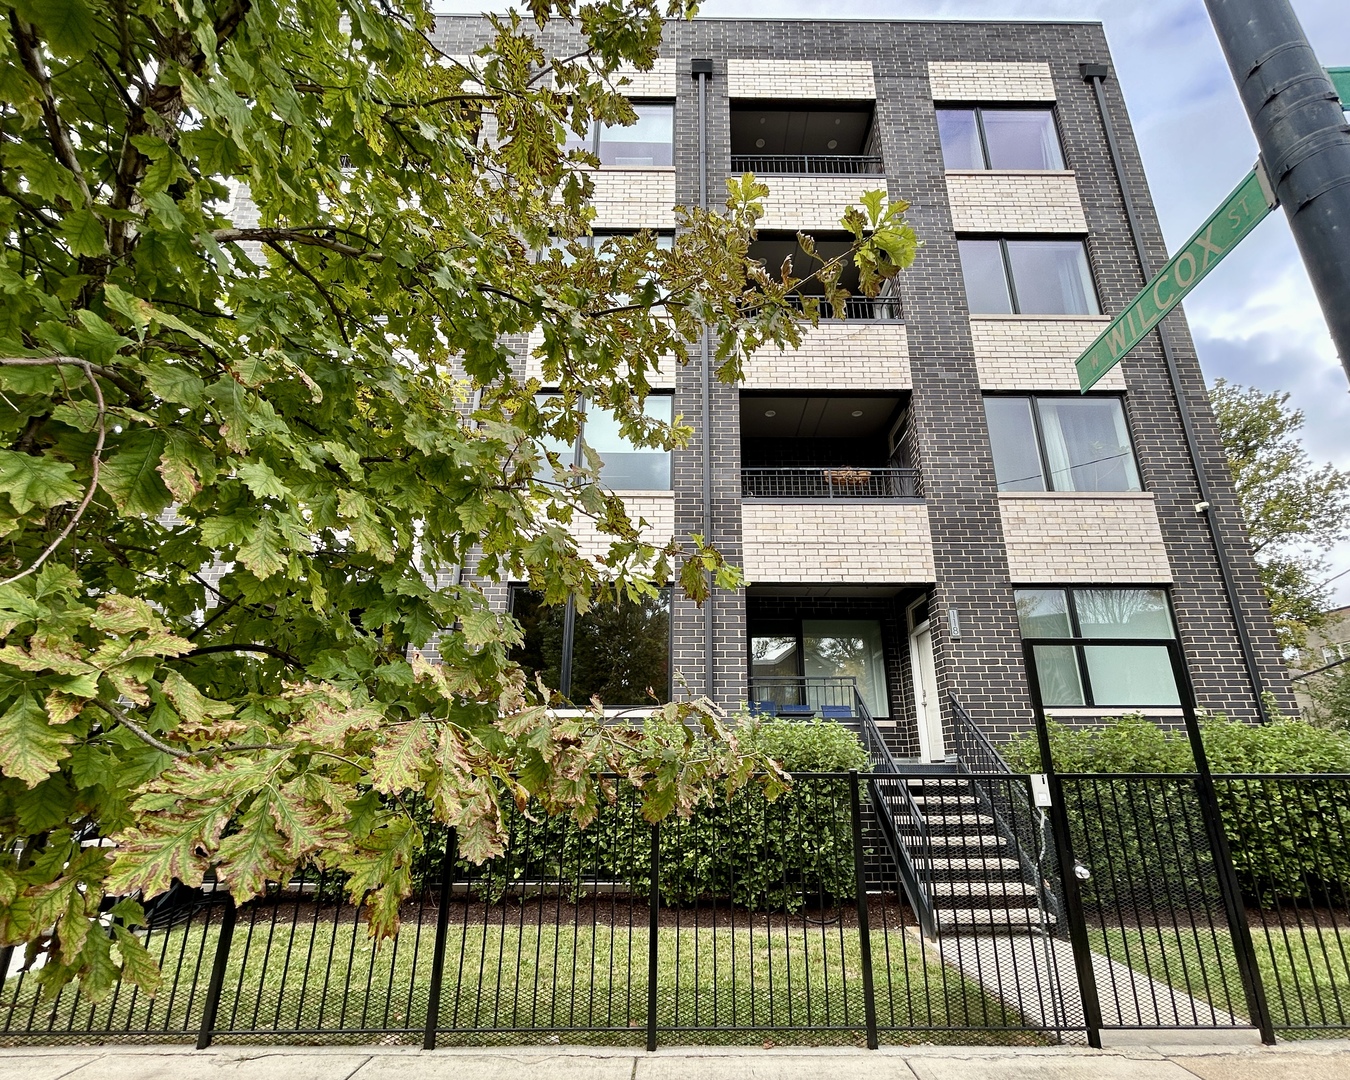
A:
<box><xmin>458</xmin><ymin>716</ymin><xmax>870</xmax><ymax>912</ymax></box>
<box><xmin>1001</xmin><ymin>713</ymin><xmax>1350</xmax><ymax>902</ymax></box>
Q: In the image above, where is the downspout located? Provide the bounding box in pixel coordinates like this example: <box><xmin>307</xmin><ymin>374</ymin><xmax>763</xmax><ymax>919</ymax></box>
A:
<box><xmin>693</xmin><ymin>58</ymin><xmax>715</xmax><ymax>703</ymax></box>
<box><xmin>1081</xmin><ymin>64</ymin><xmax>1269</xmax><ymax>720</ymax></box>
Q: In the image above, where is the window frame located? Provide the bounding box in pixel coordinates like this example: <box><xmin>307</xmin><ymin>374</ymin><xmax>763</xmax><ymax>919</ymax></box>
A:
<box><xmin>936</xmin><ymin>104</ymin><xmax>1067</xmax><ymax>171</ymax></box>
<box><xmin>984</xmin><ymin>392</ymin><xmax>1144</xmax><ymax>494</ymax></box>
<box><xmin>566</xmin><ymin>100</ymin><xmax>675</xmax><ymax>168</ymax></box>
<box><xmin>958</xmin><ymin>235</ymin><xmax>1101</xmax><ymax>316</ymax></box>
<box><xmin>508</xmin><ymin>583</ymin><xmax>674</xmax><ymax>708</ymax></box>
<box><xmin>747</xmin><ymin>616</ymin><xmax>893</xmax><ymax>719</ymax></box>
<box><xmin>535</xmin><ymin>389</ymin><xmax>674</xmax><ymax>491</ymax></box>
<box><xmin>1016</xmin><ymin>585</ymin><xmax>1184</xmax><ymax>709</ymax></box>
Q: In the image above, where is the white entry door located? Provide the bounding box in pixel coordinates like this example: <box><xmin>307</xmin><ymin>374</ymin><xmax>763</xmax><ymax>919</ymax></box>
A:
<box><xmin>909</xmin><ymin>613</ymin><xmax>944</xmax><ymax>762</ymax></box>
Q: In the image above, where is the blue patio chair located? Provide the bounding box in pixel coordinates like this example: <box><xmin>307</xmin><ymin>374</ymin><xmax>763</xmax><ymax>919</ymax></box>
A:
<box><xmin>778</xmin><ymin>704</ymin><xmax>817</xmax><ymax>718</ymax></box>
<box><xmin>820</xmin><ymin>705</ymin><xmax>853</xmax><ymax>720</ymax></box>
<box><xmin>749</xmin><ymin>700</ymin><xmax>778</xmax><ymax>717</ymax></box>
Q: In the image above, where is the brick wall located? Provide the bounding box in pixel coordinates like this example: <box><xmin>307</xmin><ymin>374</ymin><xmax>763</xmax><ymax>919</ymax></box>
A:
<box><xmin>726</xmin><ymin>59</ymin><xmax>875</xmax><ymax>99</ymax></box>
<box><xmin>742</xmin><ymin>501</ymin><xmax>935</xmax><ymax>584</ymax></box>
<box><xmin>615</xmin><ymin>58</ymin><xmax>677</xmax><ymax>97</ymax></box>
<box><xmin>590</xmin><ymin>169</ymin><xmax>677</xmax><ymax>229</ymax></box>
<box><xmin>756</xmin><ymin>175</ymin><xmax>885</xmax><ymax>231</ymax></box>
<box><xmin>739</xmin><ymin>322</ymin><xmax>911</xmax><ymax>390</ymax></box>
<box><xmin>970</xmin><ymin>315</ymin><xmax>1124</xmax><ymax>390</ymax></box>
<box><xmin>567</xmin><ymin>492</ymin><xmax>676</xmax><ymax>564</ymax></box>
<box><xmin>524</xmin><ymin>330</ymin><xmax>679</xmax><ymax>390</ymax></box>
<box><xmin>999</xmin><ymin>492</ymin><xmax>1172</xmax><ymax>583</ymax></box>
<box><xmin>945</xmin><ymin>171</ymin><xmax>1087</xmax><ymax>232</ymax></box>
<box><xmin>928</xmin><ymin>60</ymin><xmax>1056</xmax><ymax>102</ymax></box>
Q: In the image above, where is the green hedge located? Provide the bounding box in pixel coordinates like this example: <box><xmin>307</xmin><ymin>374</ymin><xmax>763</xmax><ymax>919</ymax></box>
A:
<box><xmin>457</xmin><ymin>717</ymin><xmax>870</xmax><ymax>912</ymax></box>
<box><xmin>1002</xmin><ymin>714</ymin><xmax>1350</xmax><ymax>903</ymax></box>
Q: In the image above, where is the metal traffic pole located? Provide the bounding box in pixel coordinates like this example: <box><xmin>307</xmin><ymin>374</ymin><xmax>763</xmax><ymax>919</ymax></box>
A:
<box><xmin>1204</xmin><ymin>0</ymin><xmax>1350</xmax><ymax>385</ymax></box>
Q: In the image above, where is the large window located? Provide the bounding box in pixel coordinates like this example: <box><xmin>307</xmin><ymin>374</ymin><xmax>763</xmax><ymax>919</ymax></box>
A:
<box><xmin>985</xmin><ymin>395</ymin><xmax>1141</xmax><ymax>492</ymax></box>
<box><xmin>564</xmin><ymin>103</ymin><xmax>674</xmax><ymax>167</ymax></box>
<box><xmin>510</xmin><ymin>587</ymin><xmax>671</xmax><ymax>707</ymax></box>
<box><xmin>937</xmin><ymin>107</ymin><xmax>1064</xmax><ymax>170</ymax></box>
<box><xmin>748</xmin><ymin>618</ymin><xmax>890</xmax><ymax>718</ymax></box>
<box><xmin>958</xmin><ymin>238</ymin><xmax>1099</xmax><ymax>315</ymax></box>
<box><xmin>1017</xmin><ymin>587</ymin><xmax>1181</xmax><ymax>708</ymax></box>
<box><xmin>537</xmin><ymin>393</ymin><xmax>672</xmax><ymax>490</ymax></box>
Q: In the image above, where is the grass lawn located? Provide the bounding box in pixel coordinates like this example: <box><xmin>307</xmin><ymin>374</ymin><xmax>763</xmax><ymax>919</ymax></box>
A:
<box><xmin>1088</xmin><ymin>922</ymin><xmax>1350</xmax><ymax>1036</ymax></box>
<box><xmin>2</xmin><ymin>911</ymin><xmax>1037</xmax><ymax>1046</ymax></box>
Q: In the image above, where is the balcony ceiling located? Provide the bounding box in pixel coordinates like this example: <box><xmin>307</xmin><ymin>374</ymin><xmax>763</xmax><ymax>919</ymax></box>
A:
<box><xmin>730</xmin><ymin>107</ymin><xmax>872</xmax><ymax>157</ymax></box>
<box><xmin>742</xmin><ymin>394</ymin><xmax>901</xmax><ymax>438</ymax></box>
<box><xmin>749</xmin><ymin>235</ymin><xmax>858</xmax><ymax>294</ymax></box>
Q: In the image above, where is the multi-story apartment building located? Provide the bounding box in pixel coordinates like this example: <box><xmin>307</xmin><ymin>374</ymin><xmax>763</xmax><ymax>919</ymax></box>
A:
<box><xmin>433</xmin><ymin>15</ymin><xmax>1294</xmax><ymax>758</ymax></box>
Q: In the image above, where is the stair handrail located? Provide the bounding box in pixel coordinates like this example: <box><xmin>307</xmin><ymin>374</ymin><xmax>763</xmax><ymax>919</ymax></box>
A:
<box><xmin>948</xmin><ymin>692</ymin><xmax>1065</xmax><ymax>937</ymax></box>
<box><xmin>851</xmin><ymin>687</ymin><xmax>937</xmax><ymax>937</ymax></box>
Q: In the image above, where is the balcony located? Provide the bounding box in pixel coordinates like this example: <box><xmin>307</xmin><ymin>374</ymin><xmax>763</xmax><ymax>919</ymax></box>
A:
<box><xmin>747</xmin><ymin>234</ymin><xmax>902</xmax><ymax>321</ymax></box>
<box><xmin>747</xmin><ymin>676</ymin><xmax>868</xmax><ymax>719</ymax></box>
<box><xmin>742</xmin><ymin>466</ymin><xmax>921</xmax><ymax>500</ymax></box>
<box><xmin>731</xmin><ymin>153</ymin><xmax>884</xmax><ymax>175</ymax></box>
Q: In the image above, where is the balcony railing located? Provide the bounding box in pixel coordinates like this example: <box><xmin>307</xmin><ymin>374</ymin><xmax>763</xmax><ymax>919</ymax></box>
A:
<box><xmin>743</xmin><ymin>294</ymin><xmax>902</xmax><ymax>321</ymax></box>
<box><xmin>742</xmin><ymin>466</ymin><xmax>921</xmax><ymax>500</ymax></box>
<box><xmin>731</xmin><ymin>154</ymin><xmax>885</xmax><ymax>175</ymax></box>
<box><xmin>747</xmin><ymin>675</ymin><xmax>862</xmax><ymax>717</ymax></box>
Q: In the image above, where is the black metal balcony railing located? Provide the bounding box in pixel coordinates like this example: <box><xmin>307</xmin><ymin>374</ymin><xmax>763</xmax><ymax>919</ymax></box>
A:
<box><xmin>740</xmin><ymin>293</ymin><xmax>902</xmax><ymax>321</ymax></box>
<box><xmin>731</xmin><ymin>154</ymin><xmax>885</xmax><ymax>175</ymax></box>
<box><xmin>741</xmin><ymin>466</ymin><xmax>921</xmax><ymax>500</ymax></box>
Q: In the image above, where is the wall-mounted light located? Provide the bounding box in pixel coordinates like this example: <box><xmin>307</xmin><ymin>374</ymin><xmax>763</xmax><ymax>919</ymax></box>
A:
<box><xmin>947</xmin><ymin>607</ymin><xmax>961</xmax><ymax>639</ymax></box>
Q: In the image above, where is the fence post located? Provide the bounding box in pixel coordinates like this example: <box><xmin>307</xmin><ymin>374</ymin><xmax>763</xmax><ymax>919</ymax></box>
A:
<box><xmin>848</xmin><ymin>772</ymin><xmax>880</xmax><ymax>1050</ymax></box>
<box><xmin>1024</xmin><ymin>642</ymin><xmax>1104</xmax><ymax>1048</ymax></box>
<box><xmin>422</xmin><ymin>826</ymin><xmax>458</xmax><ymax>1051</ymax></box>
<box><xmin>1166</xmin><ymin>643</ymin><xmax>1276</xmax><ymax>1044</ymax></box>
<box><xmin>195</xmin><ymin>893</ymin><xmax>237</xmax><ymax>1050</ymax></box>
<box><xmin>646</xmin><ymin>822</ymin><xmax>660</xmax><ymax>1053</ymax></box>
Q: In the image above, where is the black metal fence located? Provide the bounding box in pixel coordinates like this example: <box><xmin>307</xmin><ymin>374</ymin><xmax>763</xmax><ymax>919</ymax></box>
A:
<box><xmin>741</xmin><ymin>467</ymin><xmax>921</xmax><ymax>501</ymax></box>
<box><xmin>3</xmin><ymin>770</ymin><xmax>1349</xmax><ymax>1048</ymax></box>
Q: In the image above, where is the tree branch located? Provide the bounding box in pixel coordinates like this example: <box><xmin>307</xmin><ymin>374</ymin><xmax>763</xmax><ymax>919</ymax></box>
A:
<box><xmin>263</xmin><ymin>240</ymin><xmax>352</xmax><ymax>348</ymax></box>
<box><xmin>0</xmin><ymin>358</ymin><xmax>107</xmax><ymax>588</ymax></box>
<box><xmin>212</xmin><ymin>228</ymin><xmax>377</xmax><ymax>260</ymax></box>
<box><xmin>94</xmin><ymin>698</ymin><xmax>185</xmax><ymax>758</ymax></box>
<box><xmin>9</xmin><ymin>13</ymin><xmax>94</xmax><ymax>208</ymax></box>
<box><xmin>182</xmin><ymin>642</ymin><xmax>302</xmax><ymax>666</ymax></box>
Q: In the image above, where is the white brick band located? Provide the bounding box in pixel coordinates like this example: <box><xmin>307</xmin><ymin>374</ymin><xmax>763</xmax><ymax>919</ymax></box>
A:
<box><xmin>946</xmin><ymin>172</ymin><xmax>1086</xmax><ymax>233</ymax></box>
<box><xmin>740</xmin><ymin>322</ymin><xmax>910</xmax><ymax>390</ymax></box>
<box><xmin>971</xmin><ymin>316</ymin><xmax>1125</xmax><ymax>390</ymax></box>
<box><xmin>742</xmin><ymin>502</ymin><xmax>935</xmax><ymax>583</ymax></box>
<box><xmin>1000</xmin><ymin>492</ymin><xmax>1172</xmax><ymax>583</ymax></box>
<box><xmin>928</xmin><ymin>61</ymin><xmax>1056</xmax><ymax>102</ymax></box>
<box><xmin>728</xmin><ymin>59</ymin><xmax>875</xmax><ymax>100</ymax></box>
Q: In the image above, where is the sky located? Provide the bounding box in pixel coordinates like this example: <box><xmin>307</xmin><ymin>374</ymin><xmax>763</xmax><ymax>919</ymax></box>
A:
<box><xmin>436</xmin><ymin>0</ymin><xmax>1350</xmax><ymax>606</ymax></box>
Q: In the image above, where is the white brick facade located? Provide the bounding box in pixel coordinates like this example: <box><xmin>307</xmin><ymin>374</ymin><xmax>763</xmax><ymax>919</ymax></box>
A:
<box><xmin>524</xmin><ymin>330</ymin><xmax>678</xmax><ymax>390</ymax></box>
<box><xmin>727</xmin><ymin>59</ymin><xmax>875</xmax><ymax>100</ymax></box>
<box><xmin>742</xmin><ymin>502</ymin><xmax>935</xmax><ymax>584</ymax></box>
<box><xmin>970</xmin><ymin>315</ymin><xmax>1124</xmax><ymax>390</ymax></box>
<box><xmin>928</xmin><ymin>61</ymin><xmax>1056</xmax><ymax>102</ymax></box>
<box><xmin>945</xmin><ymin>172</ymin><xmax>1087</xmax><ymax>233</ymax></box>
<box><xmin>740</xmin><ymin>322</ymin><xmax>911</xmax><ymax>390</ymax></box>
<box><xmin>589</xmin><ymin>169</ymin><xmax>676</xmax><ymax>229</ymax></box>
<box><xmin>999</xmin><ymin>492</ymin><xmax>1172</xmax><ymax>583</ymax></box>
<box><xmin>756</xmin><ymin>175</ymin><xmax>885</xmax><ymax>231</ymax></box>
<box><xmin>614</xmin><ymin>58</ymin><xmax>676</xmax><ymax>97</ymax></box>
<box><xmin>566</xmin><ymin>492</ymin><xmax>675</xmax><ymax>566</ymax></box>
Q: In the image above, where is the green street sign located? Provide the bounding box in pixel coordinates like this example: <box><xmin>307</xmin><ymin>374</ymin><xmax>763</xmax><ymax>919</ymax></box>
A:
<box><xmin>1329</xmin><ymin>67</ymin><xmax>1350</xmax><ymax>104</ymax></box>
<box><xmin>1077</xmin><ymin>167</ymin><xmax>1277</xmax><ymax>392</ymax></box>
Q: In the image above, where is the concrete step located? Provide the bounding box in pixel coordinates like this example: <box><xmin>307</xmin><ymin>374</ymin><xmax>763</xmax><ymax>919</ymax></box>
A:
<box><xmin>935</xmin><ymin>907</ymin><xmax>1059</xmax><ymax>932</ymax></box>
<box><xmin>931</xmin><ymin>880</ymin><xmax>1038</xmax><ymax>901</ymax></box>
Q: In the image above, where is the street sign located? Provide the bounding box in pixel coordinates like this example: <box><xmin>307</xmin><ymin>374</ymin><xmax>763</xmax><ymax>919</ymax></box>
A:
<box><xmin>1329</xmin><ymin>67</ymin><xmax>1350</xmax><ymax>105</ymax></box>
<box><xmin>1076</xmin><ymin>167</ymin><xmax>1277</xmax><ymax>392</ymax></box>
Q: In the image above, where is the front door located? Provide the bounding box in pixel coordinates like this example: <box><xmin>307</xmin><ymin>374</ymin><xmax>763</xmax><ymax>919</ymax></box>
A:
<box><xmin>908</xmin><ymin>603</ymin><xmax>944</xmax><ymax>761</ymax></box>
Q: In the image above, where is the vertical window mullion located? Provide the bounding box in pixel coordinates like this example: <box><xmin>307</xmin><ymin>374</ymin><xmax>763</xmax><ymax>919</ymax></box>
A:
<box><xmin>974</xmin><ymin>106</ymin><xmax>993</xmax><ymax>169</ymax></box>
<box><xmin>1066</xmin><ymin>589</ymin><xmax>1097</xmax><ymax>707</ymax></box>
<box><xmin>999</xmin><ymin>239</ymin><xmax>1021</xmax><ymax>314</ymax></box>
<box><xmin>1027</xmin><ymin>396</ymin><xmax>1057</xmax><ymax>493</ymax></box>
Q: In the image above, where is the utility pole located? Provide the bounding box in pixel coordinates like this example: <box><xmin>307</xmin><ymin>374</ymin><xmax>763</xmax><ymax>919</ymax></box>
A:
<box><xmin>1203</xmin><ymin>0</ymin><xmax>1350</xmax><ymax>385</ymax></box>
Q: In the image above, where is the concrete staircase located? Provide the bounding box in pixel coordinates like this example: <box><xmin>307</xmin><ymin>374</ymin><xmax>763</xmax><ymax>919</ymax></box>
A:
<box><xmin>887</xmin><ymin>775</ymin><xmax>1057</xmax><ymax>935</ymax></box>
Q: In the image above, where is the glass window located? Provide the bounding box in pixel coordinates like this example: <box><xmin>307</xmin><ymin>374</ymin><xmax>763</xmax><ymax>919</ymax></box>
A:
<box><xmin>985</xmin><ymin>397</ymin><xmax>1044</xmax><ymax>491</ymax></box>
<box><xmin>509</xmin><ymin>587</ymin><xmax>670</xmax><ymax>707</ymax></box>
<box><xmin>802</xmin><ymin>619</ymin><xmax>889</xmax><ymax>718</ymax></box>
<box><xmin>958</xmin><ymin>239</ymin><xmax>1013</xmax><ymax>314</ymax></box>
<box><xmin>583</xmin><ymin>395</ymin><xmax>672</xmax><ymax>489</ymax></box>
<box><xmin>937</xmin><ymin>108</ymin><xmax>983</xmax><ymax>169</ymax></box>
<box><xmin>1034</xmin><ymin>398</ymin><xmax>1141</xmax><ymax>492</ymax></box>
<box><xmin>1005</xmin><ymin>240</ymin><xmax>1099</xmax><ymax>315</ymax></box>
<box><xmin>980</xmin><ymin>109</ymin><xmax>1064</xmax><ymax>170</ymax></box>
<box><xmin>1016</xmin><ymin>587</ymin><xmax>1181</xmax><ymax>708</ymax></box>
<box><xmin>986</xmin><ymin>396</ymin><xmax>1141</xmax><ymax>493</ymax></box>
<box><xmin>598</xmin><ymin>104</ymin><xmax>673</xmax><ymax>166</ymax></box>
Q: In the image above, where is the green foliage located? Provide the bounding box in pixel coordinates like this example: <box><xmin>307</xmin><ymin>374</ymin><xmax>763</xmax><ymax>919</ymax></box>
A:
<box><xmin>0</xmin><ymin>0</ymin><xmax>918</xmax><ymax>996</ymax></box>
<box><xmin>1210</xmin><ymin>379</ymin><xmax>1350</xmax><ymax>649</ymax></box>
<box><xmin>474</xmin><ymin>719</ymin><xmax>869</xmax><ymax>912</ymax></box>
<box><xmin>1305</xmin><ymin>661</ymin><xmax>1350</xmax><ymax>731</ymax></box>
<box><xmin>1004</xmin><ymin>713</ymin><xmax>1350</xmax><ymax>901</ymax></box>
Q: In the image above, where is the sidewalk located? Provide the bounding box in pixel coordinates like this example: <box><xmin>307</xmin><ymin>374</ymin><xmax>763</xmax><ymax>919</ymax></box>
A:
<box><xmin>3</xmin><ymin>1041</ymin><xmax>1350</xmax><ymax>1080</ymax></box>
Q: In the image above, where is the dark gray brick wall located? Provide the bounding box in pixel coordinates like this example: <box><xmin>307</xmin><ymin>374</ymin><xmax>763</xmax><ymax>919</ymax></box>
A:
<box><xmin>432</xmin><ymin>15</ymin><xmax>1295</xmax><ymax>743</ymax></box>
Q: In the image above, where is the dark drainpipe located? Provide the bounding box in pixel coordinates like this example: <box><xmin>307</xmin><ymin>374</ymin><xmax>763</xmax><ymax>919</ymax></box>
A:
<box><xmin>1081</xmin><ymin>63</ymin><xmax>1269</xmax><ymax>720</ymax></box>
<box><xmin>692</xmin><ymin>57</ymin><xmax>715</xmax><ymax>703</ymax></box>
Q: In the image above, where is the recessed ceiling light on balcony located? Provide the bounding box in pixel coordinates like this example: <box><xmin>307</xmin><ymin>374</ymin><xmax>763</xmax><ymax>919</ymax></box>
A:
<box><xmin>756</xmin><ymin>138</ymin><xmax>765</xmax><ymax>148</ymax></box>
<box><xmin>851</xmin><ymin>410</ymin><xmax>864</xmax><ymax>417</ymax></box>
<box><xmin>764</xmin><ymin>410</ymin><xmax>776</xmax><ymax>418</ymax></box>
<box><xmin>827</xmin><ymin>140</ymin><xmax>838</xmax><ymax>149</ymax></box>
